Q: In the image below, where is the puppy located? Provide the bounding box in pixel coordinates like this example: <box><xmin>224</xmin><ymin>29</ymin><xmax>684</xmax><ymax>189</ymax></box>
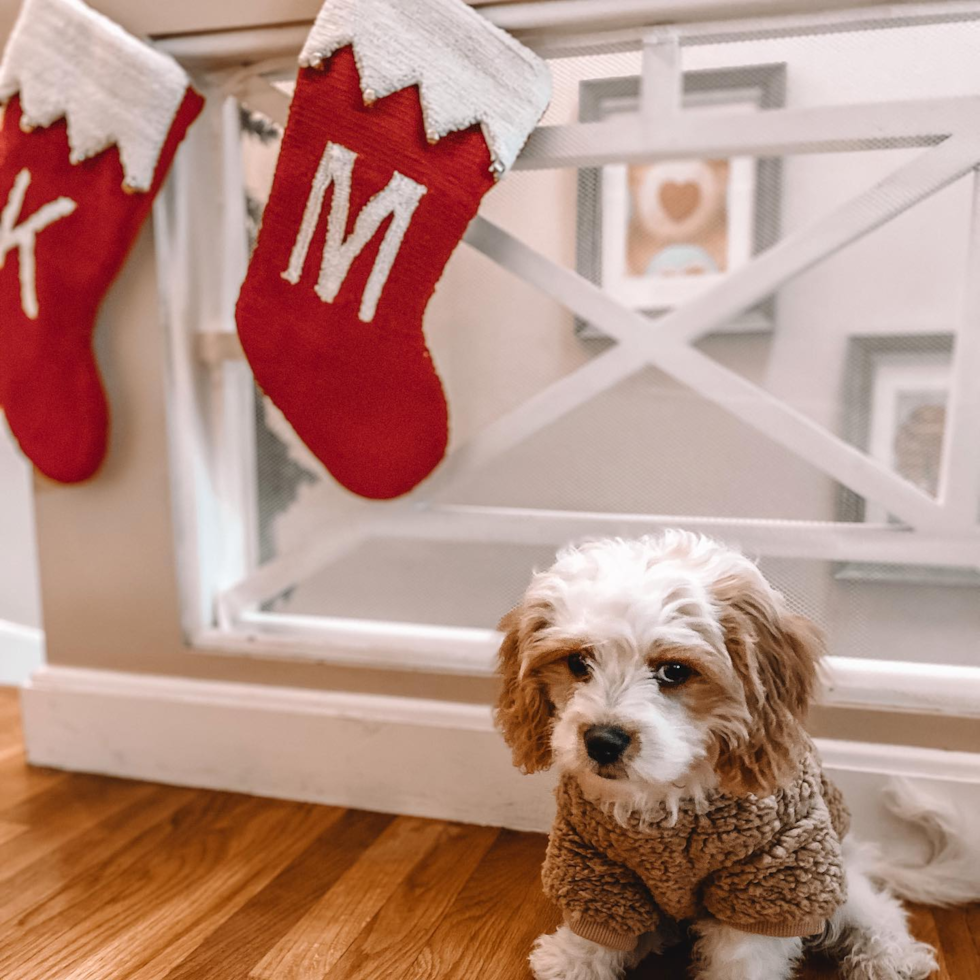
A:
<box><xmin>495</xmin><ymin>532</ymin><xmax>940</xmax><ymax>980</ymax></box>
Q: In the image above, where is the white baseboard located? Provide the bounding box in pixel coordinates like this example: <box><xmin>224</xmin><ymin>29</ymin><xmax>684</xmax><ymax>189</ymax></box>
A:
<box><xmin>0</xmin><ymin>620</ymin><xmax>44</xmax><ymax>686</ymax></box>
<box><xmin>21</xmin><ymin>666</ymin><xmax>980</xmax><ymax>843</ymax></box>
<box><xmin>21</xmin><ymin>665</ymin><xmax>556</xmax><ymax>831</ymax></box>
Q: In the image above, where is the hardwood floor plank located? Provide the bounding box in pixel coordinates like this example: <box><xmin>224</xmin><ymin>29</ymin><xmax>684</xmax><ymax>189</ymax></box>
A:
<box><xmin>399</xmin><ymin>829</ymin><xmax>555</xmax><ymax>980</ymax></box>
<box><xmin>968</xmin><ymin>905</ymin><xmax>980</xmax><ymax>956</ymax></box>
<box><xmin>483</xmin><ymin>840</ymin><xmax>562</xmax><ymax>980</ymax></box>
<box><xmin>932</xmin><ymin>905</ymin><xmax>980</xmax><ymax>980</ymax></box>
<box><xmin>907</xmin><ymin>904</ymin><xmax>952</xmax><ymax>980</ymax></box>
<box><xmin>160</xmin><ymin>808</ymin><xmax>393</xmax><ymax>980</ymax></box>
<box><xmin>324</xmin><ymin>822</ymin><xmax>500</xmax><ymax>980</ymax></box>
<box><xmin>0</xmin><ymin>793</ymin><xmax>338</xmax><ymax>980</ymax></box>
<box><xmin>75</xmin><ymin>799</ymin><xmax>345</xmax><ymax>980</ymax></box>
<box><xmin>0</xmin><ymin>687</ymin><xmax>19</xmax><ymax>717</ymax></box>
<box><xmin>0</xmin><ymin>792</ymin><xmax>258</xmax><ymax>978</ymax></box>
<box><xmin>0</xmin><ymin>702</ymin><xmax>23</xmax><ymax>743</ymax></box>
<box><xmin>0</xmin><ymin>785</ymin><xmax>197</xmax><ymax>930</ymax></box>
<box><xmin>252</xmin><ymin>815</ymin><xmax>448</xmax><ymax>979</ymax></box>
<box><xmin>0</xmin><ymin>820</ymin><xmax>28</xmax><ymax>846</ymax></box>
<box><xmin>0</xmin><ymin>774</ymin><xmax>154</xmax><ymax>885</ymax></box>
<box><xmin>0</xmin><ymin>748</ymin><xmax>66</xmax><ymax>810</ymax></box>
<box><xmin>0</xmin><ymin>690</ymin><xmax>24</xmax><ymax>746</ymax></box>
<box><xmin>3</xmin><ymin>769</ymin><xmax>144</xmax><ymax>825</ymax></box>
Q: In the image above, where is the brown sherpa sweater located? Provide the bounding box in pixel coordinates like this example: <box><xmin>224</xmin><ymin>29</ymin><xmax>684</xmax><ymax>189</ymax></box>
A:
<box><xmin>541</xmin><ymin>749</ymin><xmax>850</xmax><ymax>951</ymax></box>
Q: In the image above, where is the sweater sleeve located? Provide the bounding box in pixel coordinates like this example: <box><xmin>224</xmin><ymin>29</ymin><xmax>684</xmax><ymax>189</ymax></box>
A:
<box><xmin>702</xmin><ymin>794</ymin><xmax>846</xmax><ymax>938</ymax></box>
<box><xmin>541</xmin><ymin>809</ymin><xmax>660</xmax><ymax>951</ymax></box>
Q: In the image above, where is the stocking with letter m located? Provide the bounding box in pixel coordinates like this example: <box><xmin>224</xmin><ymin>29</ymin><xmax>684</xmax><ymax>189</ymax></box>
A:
<box><xmin>235</xmin><ymin>0</ymin><xmax>551</xmax><ymax>500</ymax></box>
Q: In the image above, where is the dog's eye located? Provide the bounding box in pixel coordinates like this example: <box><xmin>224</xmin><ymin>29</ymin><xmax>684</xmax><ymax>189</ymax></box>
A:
<box><xmin>567</xmin><ymin>652</ymin><xmax>591</xmax><ymax>678</ymax></box>
<box><xmin>653</xmin><ymin>662</ymin><xmax>695</xmax><ymax>686</ymax></box>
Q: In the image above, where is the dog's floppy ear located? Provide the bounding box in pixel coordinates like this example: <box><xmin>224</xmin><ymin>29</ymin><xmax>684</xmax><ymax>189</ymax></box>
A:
<box><xmin>713</xmin><ymin>569</ymin><xmax>822</xmax><ymax>796</ymax></box>
<box><xmin>494</xmin><ymin>605</ymin><xmax>554</xmax><ymax>774</ymax></box>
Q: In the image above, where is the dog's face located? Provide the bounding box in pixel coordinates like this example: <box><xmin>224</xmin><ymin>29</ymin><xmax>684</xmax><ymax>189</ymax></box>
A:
<box><xmin>495</xmin><ymin>533</ymin><xmax>821</xmax><ymax>801</ymax></box>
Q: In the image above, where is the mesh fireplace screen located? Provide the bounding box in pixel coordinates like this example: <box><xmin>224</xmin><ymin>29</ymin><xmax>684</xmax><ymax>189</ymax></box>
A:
<box><xmin>161</xmin><ymin>7</ymin><xmax>980</xmax><ymax>670</ymax></box>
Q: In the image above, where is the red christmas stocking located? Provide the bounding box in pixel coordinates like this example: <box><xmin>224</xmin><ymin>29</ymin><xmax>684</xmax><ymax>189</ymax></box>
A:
<box><xmin>0</xmin><ymin>0</ymin><xmax>203</xmax><ymax>483</ymax></box>
<box><xmin>236</xmin><ymin>0</ymin><xmax>550</xmax><ymax>499</ymax></box>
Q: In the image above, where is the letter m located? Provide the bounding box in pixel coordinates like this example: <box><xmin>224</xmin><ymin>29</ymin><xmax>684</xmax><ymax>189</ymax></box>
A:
<box><xmin>281</xmin><ymin>141</ymin><xmax>427</xmax><ymax>323</ymax></box>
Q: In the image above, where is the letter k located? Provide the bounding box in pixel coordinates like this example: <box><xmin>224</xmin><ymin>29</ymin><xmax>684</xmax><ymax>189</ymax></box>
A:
<box><xmin>0</xmin><ymin>168</ymin><xmax>77</xmax><ymax>319</ymax></box>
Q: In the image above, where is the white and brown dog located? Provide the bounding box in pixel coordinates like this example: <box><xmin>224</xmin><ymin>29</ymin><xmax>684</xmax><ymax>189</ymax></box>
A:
<box><xmin>495</xmin><ymin>532</ymin><xmax>976</xmax><ymax>980</ymax></box>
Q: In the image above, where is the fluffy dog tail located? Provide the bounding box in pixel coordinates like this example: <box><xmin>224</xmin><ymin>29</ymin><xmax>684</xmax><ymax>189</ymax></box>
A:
<box><xmin>868</xmin><ymin>777</ymin><xmax>980</xmax><ymax>906</ymax></box>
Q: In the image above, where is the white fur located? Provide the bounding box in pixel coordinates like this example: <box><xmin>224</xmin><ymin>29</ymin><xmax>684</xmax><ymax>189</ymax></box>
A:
<box><xmin>813</xmin><ymin>839</ymin><xmax>937</xmax><ymax>980</ymax></box>
<box><xmin>530</xmin><ymin>534</ymin><xmax>749</xmax><ymax>824</ymax></box>
<box><xmin>549</xmin><ymin>647</ymin><xmax>714</xmax><ymax>823</ymax></box>
<box><xmin>692</xmin><ymin>921</ymin><xmax>803</xmax><ymax>980</ymax></box>
<box><xmin>870</xmin><ymin>777</ymin><xmax>980</xmax><ymax>907</ymax></box>
<box><xmin>528</xmin><ymin>534</ymin><xmax>736</xmax><ymax>660</ymax></box>
<box><xmin>518</xmin><ymin>534</ymin><xmax>958</xmax><ymax>980</ymax></box>
<box><xmin>530</xmin><ymin>924</ymin><xmax>678</xmax><ymax>980</ymax></box>
<box><xmin>529</xmin><ymin>927</ymin><xmax>633</xmax><ymax>980</ymax></box>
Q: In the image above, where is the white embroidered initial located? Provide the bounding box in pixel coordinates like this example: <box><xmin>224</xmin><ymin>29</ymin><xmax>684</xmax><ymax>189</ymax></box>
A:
<box><xmin>282</xmin><ymin>142</ymin><xmax>426</xmax><ymax>323</ymax></box>
<box><xmin>0</xmin><ymin>168</ymin><xmax>77</xmax><ymax>320</ymax></box>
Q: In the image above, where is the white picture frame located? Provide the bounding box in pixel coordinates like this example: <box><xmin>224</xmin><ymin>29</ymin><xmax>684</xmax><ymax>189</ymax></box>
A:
<box><xmin>575</xmin><ymin>64</ymin><xmax>786</xmax><ymax>338</ymax></box>
<box><xmin>863</xmin><ymin>355</ymin><xmax>950</xmax><ymax>526</ymax></box>
<box><xmin>599</xmin><ymin>103</ymin><xmax>759</xmax><ymax>311</ymax></box>
<box><xmin>836</xmin><ymin>334</ymin><xmax>980</xmax><ymax>586</ymax></box>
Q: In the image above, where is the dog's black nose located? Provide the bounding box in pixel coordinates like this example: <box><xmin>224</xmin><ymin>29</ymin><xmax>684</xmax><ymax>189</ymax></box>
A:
<box><xmin>584</xmin><ymin>725</ymin><xmax>631</xmax><ymax>764</ymax></box>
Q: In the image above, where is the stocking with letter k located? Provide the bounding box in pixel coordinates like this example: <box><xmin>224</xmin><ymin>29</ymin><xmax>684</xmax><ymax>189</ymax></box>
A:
<box><xmin>0</xmin><ymin>0</ymin><xmax>202</xmax><ymax>483</ymax></box>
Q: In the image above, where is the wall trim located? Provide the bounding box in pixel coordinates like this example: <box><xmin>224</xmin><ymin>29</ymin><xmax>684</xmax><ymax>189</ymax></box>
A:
<box><xmin>22</xmin><ymin>665</ymin><xmax>980</xmax><ymax>837</ymax></box>
<box><xmin>194</xmin><ymin>612</ymin><xmax>980</xmax><ymax>718</ymax></box>
<box><xmin>0</xmin><ymin>620</ymin><xmax>44</xmax><ymax>686</ymax></box>
<box><xmin>817</xmin><ymin>738</ymin><xmax>980</xmax><ymax>784</ymax></box>
<box><xmin>22</xmin><ymin>666</ymin><xmax>556</xmax><ymax>832</ymax></box>
<box><xmin>821</xmin><ymin>655</ymin><xmax>980</xmax><ymax>719</ymax></box>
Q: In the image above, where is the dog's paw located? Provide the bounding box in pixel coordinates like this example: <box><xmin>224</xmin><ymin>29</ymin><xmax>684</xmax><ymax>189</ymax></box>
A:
<box><xmin>841</xmin><ymin>938</ymin><xmax>938</xmax><ymax>980</ymax></box>
<box><xmin>529</xmin><ymin>927</ymin><xmax>630</xmax><ymax>980</ymax></box>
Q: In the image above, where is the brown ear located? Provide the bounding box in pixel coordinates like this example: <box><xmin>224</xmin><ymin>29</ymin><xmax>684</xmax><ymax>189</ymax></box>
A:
<box><xmin>714</xmin><ymin>579</ymin><xmax>823</xmax><ymax>796</ymax></box>
<box><xmin>493</xmin><ymin>607</ymin><xmax>554</xmax><ymax>774</ymax></box>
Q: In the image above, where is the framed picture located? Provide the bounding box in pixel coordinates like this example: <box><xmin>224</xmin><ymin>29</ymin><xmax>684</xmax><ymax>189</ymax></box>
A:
<box><xmin>836</xmin><ymin>334</ymin><xmax>980</xmax><ymax>585</ymax></box>
<box><xmin>576</xmin><ymin>63</ymin><xmax>786</xmax><ymax>338</ymax></box>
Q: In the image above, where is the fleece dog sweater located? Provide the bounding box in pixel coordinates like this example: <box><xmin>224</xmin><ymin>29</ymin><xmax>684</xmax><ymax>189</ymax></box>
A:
<box><xmin>542</xmin><ymin>748</ymin><xmax>850</xmax><ymax>951</ymax></box>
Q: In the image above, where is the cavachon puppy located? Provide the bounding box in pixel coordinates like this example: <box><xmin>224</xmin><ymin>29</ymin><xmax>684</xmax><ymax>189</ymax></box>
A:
<box><xmin>494</xmin><ymin>532</ymin><xmax>954</xmax><ymax>980</ymax></box>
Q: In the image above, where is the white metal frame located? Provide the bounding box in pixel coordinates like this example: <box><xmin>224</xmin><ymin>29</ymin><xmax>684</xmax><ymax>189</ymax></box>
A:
<box><xmin>155</xmin><ymin>1</ymin><xmax>980</xmax><ymax>65</ymax></box>
<box><xmin>155</xmin><ymin>4</ymin><xmax>980</xmax><ymax>699</ymax></box>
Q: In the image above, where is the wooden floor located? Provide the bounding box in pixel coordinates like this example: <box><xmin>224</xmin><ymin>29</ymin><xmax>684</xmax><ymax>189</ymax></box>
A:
<box><xmin>0</xmin><ymin>688</ymin><xmax>976</xmax><ymax>979</ymax></box>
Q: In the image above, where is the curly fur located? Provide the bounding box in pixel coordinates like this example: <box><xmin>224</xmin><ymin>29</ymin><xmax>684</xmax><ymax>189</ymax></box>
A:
<box><xmin>495</xmin><ymin>606</ymin><xmax>555</xmax><ymax>773</ymax></box>
<box><xmin>713</xmin><ymin>601</ymin><xmax>822</xmax><ymax>796</ymax></box>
